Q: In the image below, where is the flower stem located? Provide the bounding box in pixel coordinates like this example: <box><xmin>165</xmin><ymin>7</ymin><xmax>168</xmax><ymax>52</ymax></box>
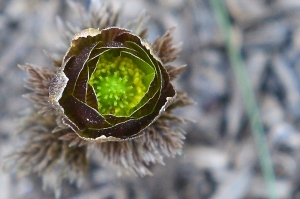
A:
<box><xmin>210</xmin><ymin>1</ymin><xmax>278</xmax><ymax>198</ymax></box>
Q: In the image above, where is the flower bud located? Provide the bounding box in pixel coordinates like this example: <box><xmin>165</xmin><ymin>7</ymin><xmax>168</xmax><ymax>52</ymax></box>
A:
<box><xmin>49</xmin><ymin>27</ymin><xmax>176</xmax><ymax>142</ymax></box>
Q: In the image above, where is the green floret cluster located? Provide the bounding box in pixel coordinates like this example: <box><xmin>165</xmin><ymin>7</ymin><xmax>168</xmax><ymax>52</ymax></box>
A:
<box><xmin>89</xmin><ymin>54</ymin><xmax>148</xmax><ymax>116</ymax></box>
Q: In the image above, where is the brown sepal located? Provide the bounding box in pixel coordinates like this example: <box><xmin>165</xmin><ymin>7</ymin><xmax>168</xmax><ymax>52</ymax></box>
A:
<box><xmin>19</xmin><ymin>64</ymin><xmax>57</xmax><ymax>116</ymax></box>
<box><xmin>152</xmin><ymin>27</ymin><xmax>180</xmax><ymax>64</ymax></box>
<box><xmin>96</xmin><ymin>115</ymin><xmax>185</xmax><ymax>176</ymax></box>
<box><xmin>166</xmin><ymin>91</ymin><xmax>194</xmax><ymax>112</ymax></box>
<box><xmin>165</xmin><ymin>64</ymin><xmax>186</xmax><ymax>81</ymax></box>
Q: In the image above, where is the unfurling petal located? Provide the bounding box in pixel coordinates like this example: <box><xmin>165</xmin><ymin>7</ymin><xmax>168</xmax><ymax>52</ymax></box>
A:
<box><xmin>49</xmin><ymin>27</ymin><xmax>176</xmax><ymax>142</ymax></box>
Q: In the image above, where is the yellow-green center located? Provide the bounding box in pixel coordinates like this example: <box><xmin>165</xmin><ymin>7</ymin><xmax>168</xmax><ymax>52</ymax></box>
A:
<box><xmin>88</xmin><ymin>54</ymin><xmax>147</xmax><ymax>116</ymax></box>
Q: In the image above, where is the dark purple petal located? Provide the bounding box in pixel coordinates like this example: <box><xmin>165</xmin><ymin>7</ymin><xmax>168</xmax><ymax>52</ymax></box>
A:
<box><xmin>60</xmin><ymin>95</ymin><xmax>111</xmax><ymax>129</ymax></box>
<box><xmin>86</xmin><ymin>84</ymin><xmax>98</xmax><ymax>110</ymax></box>
<box><xmin>65</xmin><ymin>27</ymin><xmax>130</xmax><ymax>61</ymax></box>
<box><xmin>73</xmin><ymin>65</ymin><xmax>88</xmax><ymax>102</ymax></box>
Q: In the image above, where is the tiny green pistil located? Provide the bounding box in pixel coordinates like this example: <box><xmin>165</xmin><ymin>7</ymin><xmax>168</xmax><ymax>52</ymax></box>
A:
<box><xmin>88</xmin><ymin>54</ymin><xmax>147</xmax><ymax>116</ymax></box>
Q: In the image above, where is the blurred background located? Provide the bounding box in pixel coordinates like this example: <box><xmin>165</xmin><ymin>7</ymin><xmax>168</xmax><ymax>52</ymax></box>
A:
<box><xmin>1</xmin><ymin>0</ymin><xmax>300</xmax><ymax>198</ymax></box>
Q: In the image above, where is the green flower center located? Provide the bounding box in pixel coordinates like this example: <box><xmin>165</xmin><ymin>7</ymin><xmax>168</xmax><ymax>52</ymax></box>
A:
<box><xmin>88</xmin><ymin>52</ymin><xmax>150</xmax><ymax>116</ymax></box>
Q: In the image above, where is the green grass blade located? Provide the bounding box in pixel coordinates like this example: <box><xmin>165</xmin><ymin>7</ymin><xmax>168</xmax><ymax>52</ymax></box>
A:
<box><xmin>209</xmin><ymin>1</ymin><xmax>278</xmax><ymax>198</ymax></box>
